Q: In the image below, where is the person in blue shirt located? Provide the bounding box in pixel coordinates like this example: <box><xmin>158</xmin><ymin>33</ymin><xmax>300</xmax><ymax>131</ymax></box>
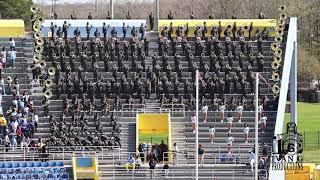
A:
<box><xmin>125</xmin><ymin>154</ymin><xmax>136</xmax><ymax>172</ymax></box>
<box><xmin>7</xmin><ymin>49</ymin><xmax>16</xmax><ymax>68</ymax></box>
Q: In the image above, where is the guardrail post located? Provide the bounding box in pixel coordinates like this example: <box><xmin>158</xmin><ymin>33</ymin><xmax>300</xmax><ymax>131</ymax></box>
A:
<box><xmin>318</xmin><ymin>131</ymin><xmax>320</xmax><ymax>149</ymax></box>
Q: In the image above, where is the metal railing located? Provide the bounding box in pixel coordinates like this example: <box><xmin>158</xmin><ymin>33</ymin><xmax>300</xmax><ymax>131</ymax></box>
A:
<box><xmin>161</xmin><ymin>103</ymin><xmax>185</xmax><ymax>117</ymax></box>
<box><xmin>121</xmin><ymin>103</ymin><xmax>146</xmax><ymax>117</ymax></box>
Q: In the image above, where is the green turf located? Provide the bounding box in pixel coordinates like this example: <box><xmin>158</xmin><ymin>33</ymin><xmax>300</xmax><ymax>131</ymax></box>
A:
<box><xmin>284</xmin><ymin>102</ymin><xmax>320</xmax><ymax>132</ymax></box>
<box><xmin>139</xmin><ymin>133</ymin><xmax>169</xmax><ymax>145</ymax></box>
<box><xmin>283</xmin><ymin>102</ymin><xmax>320</xmax><ymax>162</ymax></box>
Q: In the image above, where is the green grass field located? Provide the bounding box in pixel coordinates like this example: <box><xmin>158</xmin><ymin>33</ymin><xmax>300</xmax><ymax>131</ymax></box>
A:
<box><xmin>284</xmin><ymin>102</ymin><xmax>320</xmax><ymax>163</ymax></box>
<box><xmin>139</xmin><ymin>133</ymin><xmax>169</xmax><ymax>145</ymax></box>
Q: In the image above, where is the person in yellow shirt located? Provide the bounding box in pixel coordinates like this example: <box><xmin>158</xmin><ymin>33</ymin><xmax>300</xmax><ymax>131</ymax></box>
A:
<box><xmin>0</xmin><ymin>114</ymin><xmax>6</xmax><ymax>126</ymax></box>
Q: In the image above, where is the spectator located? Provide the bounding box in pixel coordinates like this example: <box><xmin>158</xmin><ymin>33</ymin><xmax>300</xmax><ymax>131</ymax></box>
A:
<box><xmin>262</xmin><ymin>143</ymin><xmax>269</xmax><ymax>161</ymax></box>
<box><xmin>163</xmin><ymin>163</ymin><xmax>169</xmax><ymax>178</ymax></box>
<box><xmin>0</xmin><ymin>78</ymin><xmax>5</xmax><ymax>95</ymax></box>
<box><xmin>248</xmin><ymin>150</ymin><xmax>256</xmax><ymax>172</ymax></box>
<box><xmin>191</xmin><ymin>112</ymin><xmax>196</xmax><ymax>133</ymax></box>
<box><xmin>7</xmin><ymin>48</ymin><xmax>16</xmax><ymax>68</ymax></box>
<box><xmin>226</xmin><ymin>133</ymin><xmax>234</xmax><ymax>153</ymax></box>
<box><xmin>10</xmin><ymin>119</ymin><xmax>18</xmax><ymax>135</ymax></box>
<box><xmin>4</xmin><ymin>133</ymin><xmax>10</xmax><ymax>152</ymax></box>
<box><xmin>209</xmin><ymin>124</ymin><xmax>215</xmax><ymax>144</ymax></box>
<box><xmin>243</xmin><ymin>123</ymin><xmax>250</xmax><ymax>143</ymax></box>
<box><xmin>198</xmin><ymin>144</ymin><xmax>205</xmax><ymax>167</ymax></box>
<box><xmin>0</xmin><ymin>47</ymin><xmax>6</xmax><ymax>68</ymax></box>
<box><xmin>149</xmin><ymin>158</ymin><xmax>157</xmax><ymax>179</ymax></box>
<box><xmin>202</xmin><ymin>103</ymin><xmax>208</xmax><ymax>122</ymax></box>
<box><xmin>11</xmin><ymin>133</ymin><xmax>17</xmax><ymax>150</ymax></box>
<box><xmin>227</xmin><ymin>113</ymin><xmax>233</xmax><ymax>133</ymax></box>
<box><xmin>258</xmin><ymin>104</ymin><xmax>263</xmax><ymax>120</ymax></box>
<box><xmin>125</xmin><ymin>154</ymin><xmax>135</xmax><ymax>172</ymax></box>
<box><xmin>9</xmin><ymin>38</ymin><xmax>15</xmax><ymax>50</ymax></box>
<box><xmin>88</xmin><ymin>12</ymin><xmax>93</xmax><ymax>19</ymax></box>
<box><xmin>172</xmin><ymin>142</ymin><xmax>178</xmax><ymax>165</ymax></box>
<box><xmin>135</xmin><ymin>155</ymin><xmax>142</xmax><ymax>170</ymax></box>
<box><xmin>260</xmin><ymin>113</ymin><xmax>267</xmax><ymax>132</ymax></box>
<box><xmin>0</xmin><ymin>113</ymin><xmax>7</xmax><ymax>134</ymax></box>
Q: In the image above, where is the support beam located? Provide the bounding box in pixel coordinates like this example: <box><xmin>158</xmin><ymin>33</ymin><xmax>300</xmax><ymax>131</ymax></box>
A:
<box><xmin>156</xmin><ymin>0</ymin><xmax>159</xmax><ymax>29</ymax></box>
<box><xmin>110</xmin><ymin>0</ymin><xmax>114</xmax><ymax>19</ymax></box>
<box><xmin>195</xmin><ymin>70</ymin><xmax>199</xmax><ymax>180</ymax></box>
<box><xmin>255</xmin><ymin>73</ymin><xmax>259</xmax><ymax>180</ymax></box>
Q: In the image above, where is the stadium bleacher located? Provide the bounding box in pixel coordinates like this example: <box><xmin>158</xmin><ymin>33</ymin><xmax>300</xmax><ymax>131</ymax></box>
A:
<box><xmin>0</xmin><ymin>6</ymin><xmax>288</xmax><ymax>179</ymax></box>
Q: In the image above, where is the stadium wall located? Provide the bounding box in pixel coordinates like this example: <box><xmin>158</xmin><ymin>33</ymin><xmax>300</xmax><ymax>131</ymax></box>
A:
<box><xmin>0</xmin><ymin>20</ymin><xmax>25</xmax><ymax>37</ymax></box>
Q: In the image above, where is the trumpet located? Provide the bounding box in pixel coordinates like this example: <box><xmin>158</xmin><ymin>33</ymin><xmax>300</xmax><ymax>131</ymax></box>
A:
<box><xmin>44</xmin><ymin>89</ymin><xmax>53</xmax><ymax>99</ymax></box>
<box><xmin>275</xmin><ymin>36</ymin><xmax>283</xmax><ymax>43</ymax></box>
<box><xmin>31</xmin><ymin>4</ymin><xmax>39</xmax><ymax>13</ymax></box>
<box><xmin>277</xmin><ymin>27</ymin><xmax>284</xmax><ymax>36</ymax></box>
<box><xmin>34</xmin><ymin>45</ymin><xmax>43</xmax><ymax>54</ymax></box>
<box><xmin>48</xmin><ymin>67</ymin><xmax>56</xmax><ymax>76</ymax></box>
<box><xmin>33</xmin><ymin>53</ymin><xmax>42</xmax><ymax>62</ymax></box>
<box><xmin>272</xmin><ymin>72</ymin><xmax>280</xmax><ymax>81</ymax></box>
<box><xmin>45</xmin><ymin>79</ymin><xmax>54</xmax><ymax>87</ymax></box>
<box><xmin>271</xmin><ymin>60</ymin><xmax>280</xmax><ymax>70</ymax></box>
<box><xmin>279</xmin><ymin>13</ymin><xmax>287</xmax><ymax>21</ymax></box>
<box><xmin>272</xmin><ymin>84</ymin><xmax>280</xmax><ymax>94</ymax></box>
<box><xmin>38</xmin><ymin>60</ymin><xmax>46</xmax><ymax>69</ymax></box>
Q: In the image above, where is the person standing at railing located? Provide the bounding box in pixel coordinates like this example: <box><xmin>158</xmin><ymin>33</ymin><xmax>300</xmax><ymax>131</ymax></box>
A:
<box><xmin>260</xmin><ymin>113</ymin><xmax>267</xmax><ymax>133</ymax></box>
<box><xmin>209</xmin><ymin>124</ymin><xmax>215</xmax><ymax>144</ymax></box>
<box><xmin>236</xmin><ymin>101</ymin><xmax>244</xmax><ymax>122</ymax></box>
<box><xmin>172</xmin><ymin>143</ymin><xmax>178</xmax><ymax>165</ymax></box>
<box><xmin>198</xmin><ymin>144</ymin><xmax>205</xmax><ymax>167</ymax></box>
<box><xmin>226</xmin><ymin>133</ymin><xmax>234</xmax><ymax>153</ymax></box>
<box><xmin>227</xmin><ymin>113</ymin><xmax>233</xmax><ymax>133</ymax></box>
<box><xmin>0</xmin><ymin>47</ymin><xmax>6</xmax><ymax>69</ymax></box>
<box><xmin>191</xmin><ymin>112</ymin><xmax>196</xmax><ymax>133</ymax></box>
<box><xmin>219</xmin><ymin>102</ymin><xmax>226</xmax><ymax>122</ymax></box>
<box><xmin>7</xmin><ymin>48</ymin><xmax>16</xmax><ymax>69</ymax></box>
<box><xmin>202</xmin><ymin>103</ymin><xmax>208</xmax><ymax>122</ymax></box>
<box><xmin>243</xmin><ymin>123</ymin><xmax>250</xmax><ymax>143</ymax></box>
<box><xmin>163</xmin><ymin>163</ymin><xmax>170</xmax><ymax>178</ymax></box>
<box><xmin>9</xmin><ymin>38</ymin><xmax>15</xmax><ymax>50</ymax></box>
<box><xmin>125</xmin><ymin>154</ymin><xmax>136</xmax><ymax>172</ymax></box>
<box><xmin>149</xmin><ymin>158</ymin><xmax>157</xmax><ymax>179</ymax></box>
<box><xmin>248</xmin><ymin>150</ymin><xmax>256</xmax><ymax>173</ymax></box>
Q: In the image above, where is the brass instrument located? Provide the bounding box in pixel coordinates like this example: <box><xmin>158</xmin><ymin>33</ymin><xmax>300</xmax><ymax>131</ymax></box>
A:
<box><xmin>34</xmin><ymin>45</ymin><xmax>43</xmax><ymax>54</ymax></box>
<box><xmin>33</xmin><ymin>21</ymin><xmax>41</xmax><ymax>32</ymax></box>
<box><xmin>141</xmin><ymin>52</ymin><xmax>146</xmax><ymax>58</ymax></box>
<box><xmin>61</xmin><ymin>53</ymin><xmax>66</xmax><ymax>58</ymax></box>
<box><xmin>279</xmin><ymin>13</ymin><xmax>287</xmax><ymax>21</ymax></box>
<box><xmin>271</xmin><ymin>60</ymin><xmax>280</xmax><ymax>70</ymax></box>
<box><xmin>104</xmin><ymin>52</ymin><xmax>109</xmax><ymax>57</ymax></box>
<box><xmin>33</xmin><ymin>53</ymin><xmax>41</xmax><ymax>62</ymax></box>
<box><xmin>239</xmin><ymin>37</ymin><xmax>245</xmax><ymax>42</ymax></box>
<box><xmin>226</xmin><ymin>37</ymin><xmax>231</xmax><ymax>42</ymax></box>
<box><xmin>119</xmin><ymin>51</ymin><xmax>124</xmax><ymax>56</ymax></box>
<box><xmin>38</xmin><ymin>60</ymin><xmax>46</xmax><ymax>69</ymax></box>
<box><xmin>274</xmin><ymin>56</ymin><xmax>282</xmax><ymax>62</ymax></box>
<box><xmin>174</xmin><ymin>53</ymin><xmax>180</xmax><ymax>58</ymax></box>
<box><xmin>94</xmin><ymin>52</ymin><xmax>99</xmax><ymax>57</ymax></box>
<box><xmin>275</xmin><ymin>49</ymin><xmax>282</xmax><ymax>56</ymax></box>
<box><xmin>37</xmin><ymin>16</ymin><xmax>45</xmax><ymax>24</ymax></box>
<box><xmin>210</xmin><ymin>52</ymin><xmax>216</xmax><ymax>58</ymax></box>
<box><xmin>48</xmin><ymin>67</ymin><xmax>56</xmax><ymax>76</ymax></box>
<box><xmin>279</xmin><ymin>5</ymin><xmax>286</xmax><ymax>12</ymax></box>
<box><xmin>272</xmin><ymin>72</ymin><xmax>280</xmax><ymax>81</ymax></box>
<box><xmin>52</xmin><ymin>54</ymin><xmax>57</xmax><ymax>59</ymax></box>
<box><xmin>277</xmin><ymin>27</ymin><xmax>284</xmax><ymax>36</ymax></box>
<box><xmin>219</xmin><ymin>54</ymin><xmax>224</xmax><ymax>59</ymax></box>
<box><xmin>34</xmin><ymin>31</ymin><xmax>42</xmax><ymax>39</ymax></box>
<box><xmin>272</xmin><ymin>84</ymin><xmax>280</xmax><ymax>94</ymax></box>
<box><xmin>271</xmin><ymin>43</ymin><xmax>279</xmax><ymax>51</ymax></box>
<box><xmin>36</xmin><ymin>38</ymin><xmax>44</xmax><ymax>46</ymax></box>
<box><xmin>201</xmin><ymin>53</ymin><xmax>205</xmax><ymax>58</ymax></box>
<box><xmin>275</xmin><ymin>36</ymin><xmax>283</xmax><ymax>43</ymax></box>
<box><xmin>31</xmin><ymin>4</ymin><xmax>39</xmax><ymax>13</ymax></box>
<box><xmin>44</xmin><ymin>89</ymin><xmax>53</xmax><ymax>99</ymax></box>
<box><xmin>189</xmin><ymin>53</ymin><xmax>194</xmax><ymax>59</ymax></box>
<box><xmin>249</xmin><ymin>53</ymin><xmax>254</xmax><ymax>59</ymax></box>
<box><xmin>45</xmin><ymin>79</ymin><xmax>54</xmax><ymax>87</ymax></box>
<box><xmin>228</xmin><ymin>52</ymin><xmax>233</xmax><ymax>58</ymax></box>
<box><xmin>239</xmin><ymin>52</ymin><xmax>244</xmax><ymax>58</ymax></box>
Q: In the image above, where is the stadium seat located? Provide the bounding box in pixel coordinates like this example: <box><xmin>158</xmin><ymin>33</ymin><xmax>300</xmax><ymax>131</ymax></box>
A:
<box><xmin>33</xmin><ymin>162</ymin><xmax>41</xmax><ymax>167</ymax></box>
<box><xmin>41</xmin><ymin>162</ymin><xmax>49</xmax><ymax>167</ymax></box>
<box><xmin>62</xmin><ymin>173</ymin><xmax>69</xmax><ymax>178</ymax></box>
<box><xmin>4</xmin><ymin>163</ymin><xmax>12</xmax><ymax>168</ymax></box>
<box><xmin>0</xmin><ymin>162</ymin><xmax>4</xmax><ymax>168</ymax></box>
<box><xmin>56</xmin><ymin>161</ymin><xmax>64</xmax><ymax>166</ymax></box>
<box><xmin>27</xmin><ymin>162</ymin><xmax>33</xmax><ymax>167</ymax></box>
<box><xmin>18</xmin><ymin>162</ymin><xmax>26</xmax><ymax>168</ymax></box>
<box><xmin>11</xmin><ymin>162</ymin><xmax>19</xmax><ymax>168</ymax></box>
<box><xmin>48</xmin><ymin>161</ymin><xmax>56</xmax><ymax>167</ymax></box>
